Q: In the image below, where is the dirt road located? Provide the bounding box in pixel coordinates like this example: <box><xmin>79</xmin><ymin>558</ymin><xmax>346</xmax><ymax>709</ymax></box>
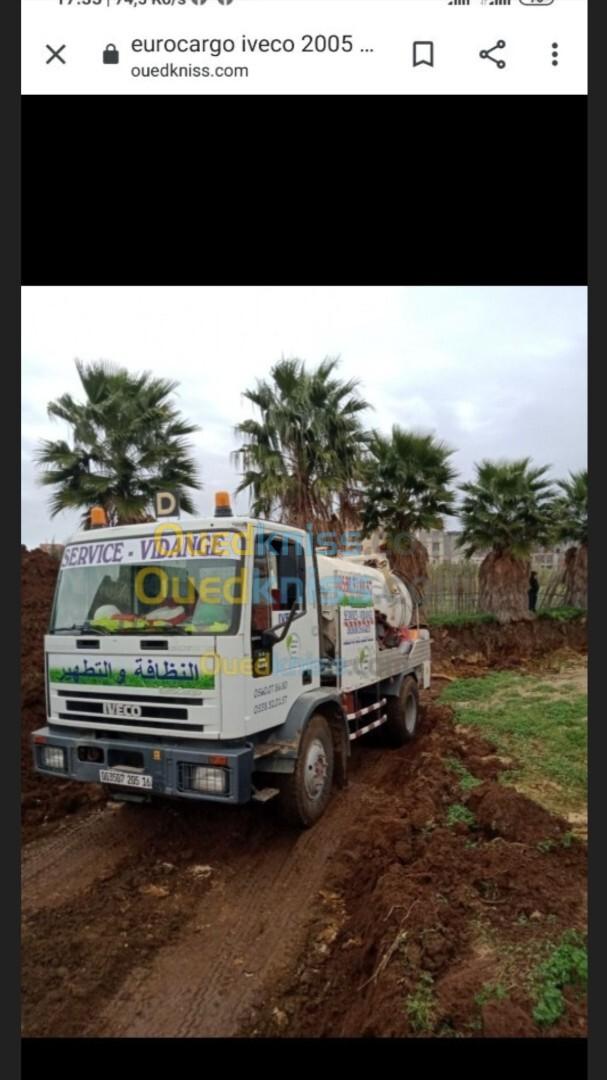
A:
<box><xmin>22</xmin><ymin>733</ymin><xmax>404</xmax><ymax>1038</ymax></box>
<box><xmin>22</xmin><ymin>686</ymin><xmax>587</xmax><ymax>1039</ymax></box>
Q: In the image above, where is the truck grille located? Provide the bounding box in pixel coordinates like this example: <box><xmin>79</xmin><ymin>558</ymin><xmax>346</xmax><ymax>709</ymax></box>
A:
<box><xmin>53</xmin><ymin>689</ymin><xmax>208</xmax><ymax>736</ymax></box>
<box><xmin>63</xmin><ymin>700</ymin><xmax>188</xmax><ymax>721</ymax></box>
<box><xmin>57</xmin><ymin>689</ymin><xmax>203</xmax><ymax>706</ymax></box>
<box><xmin>58</xmin><ymin>711</ymin><xmax>204</xmax><ymax>733</ymax></box>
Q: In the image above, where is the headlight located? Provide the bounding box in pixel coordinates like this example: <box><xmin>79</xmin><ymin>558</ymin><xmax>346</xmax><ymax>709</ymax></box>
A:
<box><xmin>41</xmin><ymin>746</ymin><xmax>66</xmax><ymax>771</ymax></box>
<box><xmin>189</xmin><ymin>765</ymin><xmax>227</xmax><ymax>794</ymax></box>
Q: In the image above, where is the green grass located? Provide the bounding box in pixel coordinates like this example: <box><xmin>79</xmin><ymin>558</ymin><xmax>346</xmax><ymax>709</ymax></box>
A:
<box><xmin>446</xmin><ymin>803</ymin><xmax>476</xmax><ymax>828</ymax></box>
<box><xmin>439</xmin><ymin>670</ymin><xmax>587</xmax><ymax>814</ymax></box>
<box><xmin>440</xmin><ymin>671</ymin><xmax>521</xmax><ymax>702</ymax></box>
<box><xmin>405</xmin><ymin>973</ymin><xmax>437</xmax><ymax>1033</ymax></box>
<box><xmin>519</xmin><ymin>682</ymin><xmax>567</xmax><ymax>696</ymax></box>
<box><xmin>474</xmin><ymin>982</ymin><xmax>509</xmax><ymax>1008</ymax></box>
<box><xmin>427</xmin><ymin>613</ymin><xmax>497</xmax><ymax>628</ymax></box>
<box><xmin>537</xmin><ymin>607</ymin><xmax>586</xmax><ymax>622</ymax></box>
<box><xmin>427</xmin><ymin>609</ymin><xmax>585</xmax><ymax>627</ymax></box>
<box><xmin>531</xmin><ymin>932</ymin><xmax>587</xmax><ymax>1027</ymax></box>
<box><xmin>445</xmin><ymin>756</ymin><xmax>482</xmax><ymax>791</ymax></box>
<box><xmin>536</xmin><ymin>833</ymin><xmax>576</xmax><ymax>854</ymax></box>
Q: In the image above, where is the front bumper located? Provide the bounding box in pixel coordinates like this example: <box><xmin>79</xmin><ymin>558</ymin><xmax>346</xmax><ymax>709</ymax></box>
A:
<box><xmin>31</xmin><ymin>727</ymin><xmax>254</xmax><ymax>804</ymax></box>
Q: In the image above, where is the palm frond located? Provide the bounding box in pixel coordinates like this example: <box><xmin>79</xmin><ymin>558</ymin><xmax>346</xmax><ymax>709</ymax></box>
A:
<box><xmin>36</xmin><ymin>359</ymin><xmax>201</xmax><ymax>524</ymax></box>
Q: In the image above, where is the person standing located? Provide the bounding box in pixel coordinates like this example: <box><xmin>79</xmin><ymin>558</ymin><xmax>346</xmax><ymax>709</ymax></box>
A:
<box><xmin>528</xmin><ymin>571</ymin><xmax>540</xmax><ymax>612</ymax></box>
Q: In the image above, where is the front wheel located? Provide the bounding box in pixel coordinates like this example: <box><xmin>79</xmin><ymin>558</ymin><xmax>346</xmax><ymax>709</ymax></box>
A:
<box><xmin>278</xmin><ymin>713</ymin><xmax>335</xmax><ymax>828</ymax></box>
<box><xmin>384</xmin><ymin>675</ymin><xmax>420</xmax><ymax>747</ymax></box>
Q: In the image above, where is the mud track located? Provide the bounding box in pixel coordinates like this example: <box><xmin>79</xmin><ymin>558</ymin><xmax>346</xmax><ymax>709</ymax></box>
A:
<box><xmin>22</xmin><ymin>734</ymin><xmax>430</xmax><ymax>1037</ymax></box>
<box><xmin>22</xmin><ymin>692</ymin><xmax>586</xmax><ymax>1039</ymax></box>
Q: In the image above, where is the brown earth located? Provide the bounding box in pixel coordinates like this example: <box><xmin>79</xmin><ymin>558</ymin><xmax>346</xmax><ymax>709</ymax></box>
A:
<box><xmin>240</xmin><ymin>701</ymin><xmax>586</xmax><ymax>1039</ymax></box>
<box><xmin>430</xmin><ymin>618</ymin><xmax>587</xmax><ymax>677</ymax></box>
<box><xmin>21</xmin><ymin>699</ymin><xmax>587</xmax><ymax>1039</ymax></box>
<box><xmin>21</xmin><ymin>548</ymin><xmax>587</xmax><ymax>1038</ymax></box>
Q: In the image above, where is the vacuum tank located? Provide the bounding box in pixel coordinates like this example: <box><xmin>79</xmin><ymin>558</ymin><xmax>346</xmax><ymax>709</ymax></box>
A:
<box><xmin>316</xmin><ymin>552</ymin><xmax>415</xmax><ymax>659</ymax></box>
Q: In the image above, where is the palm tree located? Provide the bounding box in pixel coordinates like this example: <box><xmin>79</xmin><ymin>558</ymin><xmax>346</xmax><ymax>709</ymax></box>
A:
<box><xmin>554</xmin><ymin>469</ymin><xmax>587</xmax><ymax>608</ymax></box>
<box><xmin>35</xmin><ymin>359</ymin><xmax>201</xmax><ymax>527</ymax></box>
<box><xmin>457</xmin><ymin>459</ymin><xmax>556</xmax><ymax>623</ymax></box>
<box><xmin>361</xmin><ymin>427</ymin><xmax>458</xmax><ymax>595</ymax></box>
<box><xmin>232</xmin><ymin>358</ymin><xmax>370</xmax><ymax>532</ymax></box>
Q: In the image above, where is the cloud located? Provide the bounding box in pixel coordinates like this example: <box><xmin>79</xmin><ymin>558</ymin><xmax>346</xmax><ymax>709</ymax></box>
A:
<box><xmin>21</xmin><ymin>286</ymin><xmax>587</xmax><ymax>548</ymax></box>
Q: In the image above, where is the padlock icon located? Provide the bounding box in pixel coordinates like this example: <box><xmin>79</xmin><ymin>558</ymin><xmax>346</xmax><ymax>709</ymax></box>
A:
<box><xmin>103</xmin><ymin>44</ymin><xmax>119</xmax><ymax>65</ymax></box>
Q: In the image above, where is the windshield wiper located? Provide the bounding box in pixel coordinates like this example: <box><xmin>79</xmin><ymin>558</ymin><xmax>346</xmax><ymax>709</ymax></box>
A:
<box><xmin>52</xmin><ymin>622</ymin><xmax>203</xmax><ymax>637</ymax></box>
<box><xmin>77</xmin><ymin>623</ymin><xmax>192</xmax><ymax>635</ymax></box>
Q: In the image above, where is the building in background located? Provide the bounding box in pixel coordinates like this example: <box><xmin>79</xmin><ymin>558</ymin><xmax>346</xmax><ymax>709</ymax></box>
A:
<box><xmin>530</xmin><ymin>546</ymin><xmax>566</xmax><ymax>572</ymax></box>
<box><xmin>416</xmin><ymin>529</ymin><xmax>472</xmax><ymax>564</ymax></box>
<box><xmin>416</xmin><ymin>530</ymin><xmax>565</xmax><ymax>570</ymax></box>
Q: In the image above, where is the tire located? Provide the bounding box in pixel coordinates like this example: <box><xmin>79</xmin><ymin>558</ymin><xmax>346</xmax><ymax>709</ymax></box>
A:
<box><xmin>384</xmin><ymin>676</ymin><xmax>419</xmax><ymax>747</ymax></box>
<box><xmin>278</xmin><ymin>713</ymin><xmax>335</xmax><ymax>828</ymax></box>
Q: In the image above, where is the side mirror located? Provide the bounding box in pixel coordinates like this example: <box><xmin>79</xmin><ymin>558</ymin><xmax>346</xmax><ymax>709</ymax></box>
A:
<box><xmin>260</xmin><ymin>600</ymin><xmax>299</xmax><ymax>649</ymax></box>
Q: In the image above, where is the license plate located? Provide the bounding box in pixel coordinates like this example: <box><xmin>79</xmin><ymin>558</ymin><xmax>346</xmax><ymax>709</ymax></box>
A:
<box><xmin>99</xmin><ymin>769</ymin><xmax>153</xmax><ymax>790</ymax></box>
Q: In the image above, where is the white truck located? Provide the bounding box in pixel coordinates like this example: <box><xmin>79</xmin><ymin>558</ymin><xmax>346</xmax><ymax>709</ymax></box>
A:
<box><xmin>32</xmin><ymin>494</ymin><xmax>431</xmax><ymax>826</ymax></box>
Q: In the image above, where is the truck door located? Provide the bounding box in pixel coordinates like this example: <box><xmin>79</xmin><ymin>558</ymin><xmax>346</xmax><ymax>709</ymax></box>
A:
<box><xmin>245</xmin><ymin>530</ymin><xmax>320</xmax><ymax>736</ymax></box>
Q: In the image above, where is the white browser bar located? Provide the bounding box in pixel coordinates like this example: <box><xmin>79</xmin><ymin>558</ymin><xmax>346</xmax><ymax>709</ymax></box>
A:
<box><xmin>22</xmin><ymin>0</ymin><xmax>587</xmax><ymax>95</ymax></box>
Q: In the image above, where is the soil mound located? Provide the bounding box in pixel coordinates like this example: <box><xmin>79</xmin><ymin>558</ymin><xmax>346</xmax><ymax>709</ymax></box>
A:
<box><xmin>431</xmin><ymin>618</ymin><xmax>586</xmax><ymax>676</ymax></box>
<box><xmin>468</xmin><ymin>782</ymin><xmax>567</xmax><ymax>846</ymax></box>
<box><xmin>244</xmin><ymin>701</ymin><xmax>587</xmax><ymax>1039</ymax></box>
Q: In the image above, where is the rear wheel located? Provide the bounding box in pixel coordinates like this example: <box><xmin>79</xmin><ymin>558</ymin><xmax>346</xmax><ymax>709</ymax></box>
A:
<box><xmin>278</xmin><ymin>713</ymin><xmax>334</xmax><ymax>828</ymax></box>
<box><xmin>384</xmin><ymin>676</ymin><xmax>419</xmax><ymax>747</ymax></box>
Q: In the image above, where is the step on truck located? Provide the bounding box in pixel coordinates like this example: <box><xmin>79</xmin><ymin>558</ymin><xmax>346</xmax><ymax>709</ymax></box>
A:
<box><xmin>32</xmin><ymin>492</ymin><xmax>431</xmax><ymax>827</ymax></box>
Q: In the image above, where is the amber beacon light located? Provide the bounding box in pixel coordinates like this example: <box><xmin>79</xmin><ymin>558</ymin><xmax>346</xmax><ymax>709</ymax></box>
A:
<box><xmin>214</xmin><ymin>491</ymin><xmax>233</xmax><ymax>517</ymax></box>
<box><xmin>90</xmin><ymin>506</ymin><xmax>108</xmax><ymax>528</ymax></box>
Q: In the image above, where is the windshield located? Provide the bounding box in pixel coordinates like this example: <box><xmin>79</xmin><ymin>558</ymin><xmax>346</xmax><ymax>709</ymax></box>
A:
<box><xmin>51</xmin><ymin>531</ymin><xmax>244</xmax><ymax>635</ymax></box>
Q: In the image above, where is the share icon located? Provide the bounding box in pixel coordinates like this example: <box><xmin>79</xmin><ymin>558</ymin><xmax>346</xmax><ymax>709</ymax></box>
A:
<box><xmin>480</xmin><ymin>40</ymin><xmax>507</xmax><ymax>69</ymax></box>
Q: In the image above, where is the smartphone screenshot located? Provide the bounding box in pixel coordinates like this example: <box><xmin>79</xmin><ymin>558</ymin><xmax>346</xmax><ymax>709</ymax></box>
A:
<box><xmin>18</xmin><ymin>0</ymin><xmax>591</xmax><ymax>1074</ymax></box>
<box><xmin>23</xmin><ymin>0</ymin><xmax>585</xmax><ymax>94</ymax></box>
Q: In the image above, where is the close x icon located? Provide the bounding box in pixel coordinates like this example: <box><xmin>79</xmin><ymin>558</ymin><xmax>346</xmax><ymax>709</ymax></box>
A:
<box><xmin>45</xmin><ymin>44</ymin><xmax>66</xmax><ymax>65</ymax></box>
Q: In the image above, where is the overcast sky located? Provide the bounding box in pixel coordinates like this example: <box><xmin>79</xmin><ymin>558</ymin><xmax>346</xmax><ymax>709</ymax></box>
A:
<box><xmin>21</xmin><ymin>286</ymin><xmax>587</xmax><ymax>549</ymax></box>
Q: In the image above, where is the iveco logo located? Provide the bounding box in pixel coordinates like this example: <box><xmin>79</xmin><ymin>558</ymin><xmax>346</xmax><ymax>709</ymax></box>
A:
<box><xmin>102</xmin><ymin>702</ymin><xmax>142</xmax><ymax>718</ymax></box>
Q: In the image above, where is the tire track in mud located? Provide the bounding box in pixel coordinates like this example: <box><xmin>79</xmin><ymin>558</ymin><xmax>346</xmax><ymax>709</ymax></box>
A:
<box><xmin>21</xmin><ymin>739</ymin><xmax>399</xmax><ymax>1038</ymax></box>
<box><xmin>95</xmin><ymin>784</ymin><xmax>361</xmax><ymax>1037</ymax></box>
<box><xmin>21</xmin><ymin>688</ymin><xmax>587</xmax><ymax>1039</ymax></box>
<box><xmin>22</xmin><ymin>804</ymin><xmax>165</xmax><ymax>916</ymax></box>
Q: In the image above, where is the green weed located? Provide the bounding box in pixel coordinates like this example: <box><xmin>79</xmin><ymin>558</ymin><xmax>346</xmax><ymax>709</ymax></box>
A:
<box><xmin>428</xmin><ymin>613</ymin><xmax>497</xmax><ymax>628</ymax></box>
<box><xmin>474</xmin><ymin>982</ymin><xmax>509</xmax><ymax>1008</ymax></box>
<box><xmin>537</xmin><ymin>839</ymin><xmax>557</xmax><ymax>854</ymax></box>
<box><xmin>446</xmin><ymin>803</ymin><xmax>476</xmax><ymax>828</ymax></box>
<box><xmin>445</xmin><ymin>756</ymin><xmax>482</xmax><ymax>792</ymax></box>
<box><xmin>406</xmin><ymin>973</ymin><xmax>436</xmax><ymax>1033</ymax></box>
<box><xmin>531</xmin><ymin>931</ymin><xmax>587</xmax><ymax>1027</ymax></box>
<box><xmin>537</xmin><ymin>608</ymin><xmax>586</xmax><ymax>622</ymax></box>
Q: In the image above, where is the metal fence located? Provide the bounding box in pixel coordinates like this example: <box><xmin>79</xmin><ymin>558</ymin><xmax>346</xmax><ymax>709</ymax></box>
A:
<box><xmin>422</xmin><ymin>564</ymin><xmax>568</xmax><ymax>619</ymax></box>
